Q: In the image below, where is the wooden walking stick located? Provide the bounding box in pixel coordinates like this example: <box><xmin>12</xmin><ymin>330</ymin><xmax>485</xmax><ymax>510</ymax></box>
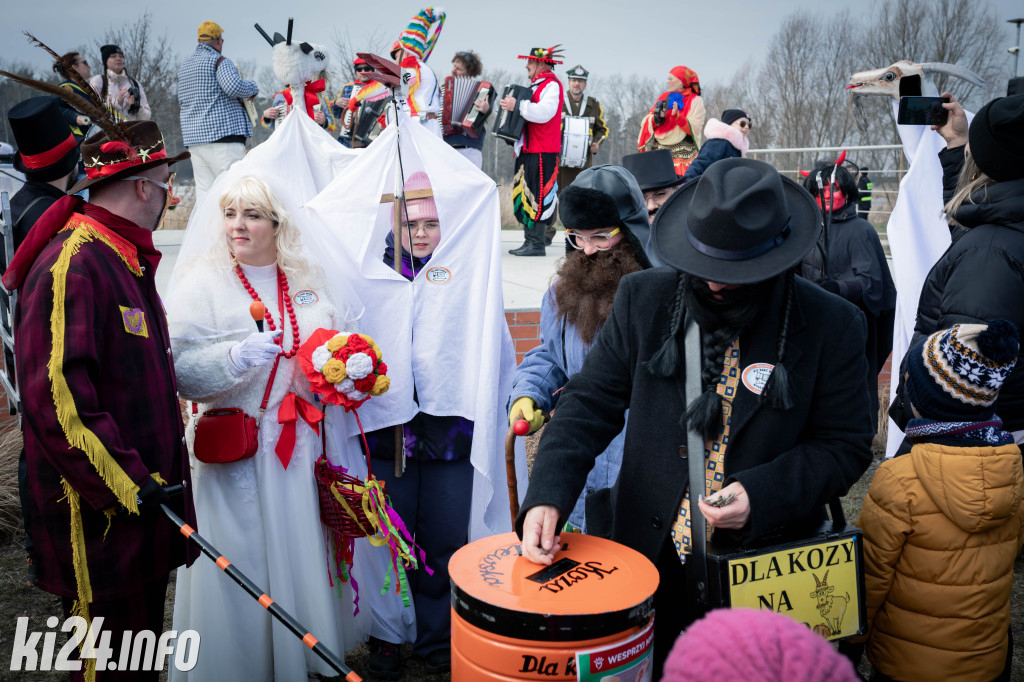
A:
<box><xmin>159</xmin><ymin>489</ymin><xmax>362</xmax><ymax>681</ymax></box>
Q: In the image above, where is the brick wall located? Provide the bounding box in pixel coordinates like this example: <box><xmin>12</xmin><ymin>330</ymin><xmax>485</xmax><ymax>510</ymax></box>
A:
<box><xmin>506</xmin><ymin>310</ymin><xmax>541</xmax><ymax>364</ymax></box>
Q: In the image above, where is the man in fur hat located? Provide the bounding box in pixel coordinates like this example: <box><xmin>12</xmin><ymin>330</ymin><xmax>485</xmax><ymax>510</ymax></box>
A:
<box><xmin>3</xmin><ymin>117</ymin><xmax>195</xmax><ymax>680</ymax></box>
<box><xmin>517</xmin><ymin>158</ymin><xmax>874</xmax><ymax>678</ymax></box>
<box><xmin>509</xmin><ymin>165</ymin><xmax>652</xmax><ymax>532</ymax></box>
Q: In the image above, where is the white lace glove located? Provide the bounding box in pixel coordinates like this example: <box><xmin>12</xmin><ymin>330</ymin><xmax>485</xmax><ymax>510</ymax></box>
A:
<box><xmin>228</xmin><ymin>330</ymin><xmax>283</xmax><ymax>375</ymax></box>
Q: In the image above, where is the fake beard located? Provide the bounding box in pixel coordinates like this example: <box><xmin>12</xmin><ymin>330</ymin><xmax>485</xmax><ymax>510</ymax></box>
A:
<box><xmin>554</xmin><ymin>241</ymin><xmax>644</xmax><ymax>345</ymax></box>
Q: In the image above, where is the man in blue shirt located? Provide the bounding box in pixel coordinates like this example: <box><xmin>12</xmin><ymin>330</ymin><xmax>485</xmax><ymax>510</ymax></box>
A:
<box><xmin>176</xmin><ymin>21</ymin><xmax>258</xmax><ymax>202</ymax></box>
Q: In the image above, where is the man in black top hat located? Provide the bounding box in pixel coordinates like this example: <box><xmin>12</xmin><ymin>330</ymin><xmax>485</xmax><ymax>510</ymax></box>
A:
<box><xmin>517</xmin><ymin>158</ymin><xmax>874</xmax><ymax>677</ymax></box>
<box><xmin>7</xmin><ymin>96</ymin><xmax>81</xmax><ymax>253</ymax></box>
<box><xmin>621</xmin><ymin>149</ymin><xmax>684</xmax><ymax>224</ymax></box>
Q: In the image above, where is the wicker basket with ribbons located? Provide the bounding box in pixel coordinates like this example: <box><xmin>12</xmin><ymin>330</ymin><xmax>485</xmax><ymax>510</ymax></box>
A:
<box><xmin>298</xmin><ymin>328</ymin><xmax>429</xmax><ymax>609</ymax></box>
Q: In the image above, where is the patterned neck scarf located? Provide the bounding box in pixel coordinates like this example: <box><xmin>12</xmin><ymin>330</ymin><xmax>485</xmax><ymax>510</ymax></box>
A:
<box><xmin>905</xmin><ymin>417</ymin><xmax>1013</xmax><ymax>446</ymax></box>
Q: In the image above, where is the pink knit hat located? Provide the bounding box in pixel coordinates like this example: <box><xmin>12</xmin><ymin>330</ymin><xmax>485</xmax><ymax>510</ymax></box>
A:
<box><xmin>400</xmin><ymin>171</ymin><xmax>438</xmax><ymax>223</ymax></box>
<box><xmin>663</xmin><ymin>609</ymin><xmax>861</xmax><ymax>682</ymax></box>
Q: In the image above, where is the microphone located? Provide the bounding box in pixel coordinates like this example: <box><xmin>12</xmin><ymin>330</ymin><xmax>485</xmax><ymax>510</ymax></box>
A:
<box><xmin>249</xmin><ymin>301</ymin><xmax>266</xmax><ymax>333</ymax></box>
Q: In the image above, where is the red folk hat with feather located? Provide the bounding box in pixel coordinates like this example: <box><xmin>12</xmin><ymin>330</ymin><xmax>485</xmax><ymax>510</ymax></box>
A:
<box><xmin>69</xmin><ymin>122</ymin><xmax>189</xmax><ymax>194</ymax></box>
<box><xmin>517</xmin><ymin>45</ymin><xmax>565</xmax><ymax>65</ymax></box>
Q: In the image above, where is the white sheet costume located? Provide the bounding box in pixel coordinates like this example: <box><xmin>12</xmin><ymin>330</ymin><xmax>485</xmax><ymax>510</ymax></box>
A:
<box><xmin>167</xmin><ymin>113</ymin><xmax>371</xmax><ymax>680</ymax></box>
<box><xmin>304</xmin><ymin>115</ymin><xmax>520</xmax><ymax>643</ymax></box>
<box><xmin>883</xmin><ymin>102</ymin><xmax>974</xmax><ymax>458</ymax></box>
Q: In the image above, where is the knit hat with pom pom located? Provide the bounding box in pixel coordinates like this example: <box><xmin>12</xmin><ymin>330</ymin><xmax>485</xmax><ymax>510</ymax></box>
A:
<box><xmin>662</xmin><ymin>608</ymin><xmax>861</xmax><ymax>682</ymax></box>
<box><xmin>905</xmin><ymin>319</ymin><xmax>1020</xmax><ymax>422</ymax></box>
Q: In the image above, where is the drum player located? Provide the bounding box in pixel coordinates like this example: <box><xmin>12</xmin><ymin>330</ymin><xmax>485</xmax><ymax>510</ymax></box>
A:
<box><xmin>554</xmin><ymin>64</ymin><xmax>609</xmax><ymax>245</ymax></box>
<box><xmin>500</xmin><ymin>46</ymin><xmax>564</xmax><ymax>257</ymax></box>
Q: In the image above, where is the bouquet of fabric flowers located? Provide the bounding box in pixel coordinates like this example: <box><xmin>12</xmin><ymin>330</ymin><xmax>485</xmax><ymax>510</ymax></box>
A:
<box><xmin>298</xmin><ymin>329</ymin><xmax>427</xmax><ymax>610</ymax></box>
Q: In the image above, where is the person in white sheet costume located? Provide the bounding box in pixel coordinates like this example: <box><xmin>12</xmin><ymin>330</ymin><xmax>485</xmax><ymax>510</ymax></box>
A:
<box><xmin>303</xmin><ymin>114</ymin><xmax>519</xmax><ymax>677</ymax></box>
<box><xmin>167</xmin><ymin>113</ymin><xmax>369</xmax><ymax>681</ymax></box>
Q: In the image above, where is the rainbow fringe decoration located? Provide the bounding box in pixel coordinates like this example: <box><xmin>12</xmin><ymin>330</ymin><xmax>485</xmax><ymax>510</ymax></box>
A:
<box><xmin>399</xmin><ymin>7</ymin><xmax>446</xmax><ymax>61</ymax></box>
<box><xmin>316</xmin><ymin>456</ymin><xmax>431</xmax><ymax>611</ymax></box>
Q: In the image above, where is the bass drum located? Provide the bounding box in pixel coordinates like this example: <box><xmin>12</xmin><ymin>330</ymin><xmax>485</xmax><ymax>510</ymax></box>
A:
<box><xmin>561</xmin><ymin>115</ymin><xmax>591</xmax><ymax>169</ymax></box>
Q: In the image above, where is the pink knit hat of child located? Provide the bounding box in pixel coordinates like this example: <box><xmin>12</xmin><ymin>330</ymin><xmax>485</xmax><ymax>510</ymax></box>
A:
<box><xmin>662</xmin><ymin>609</ymin><xmax>861</xmax><ymax>682</ymax></box>
<box><xmin>400</xmin><ymin>171</ymin><xmax>438</xmax><ymax>223</ymax></box>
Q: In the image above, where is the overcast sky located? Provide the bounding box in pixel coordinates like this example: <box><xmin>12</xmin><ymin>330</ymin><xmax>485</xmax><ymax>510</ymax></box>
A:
<box><xmin>3</xmin><ymin>0</ymin><xmax>1022</xmax><ymax>87</ymax></box>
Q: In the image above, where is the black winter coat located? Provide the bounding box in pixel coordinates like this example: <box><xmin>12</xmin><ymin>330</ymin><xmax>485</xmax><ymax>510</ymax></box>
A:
<box><xmin>912</xmin><ymin>174</ymin><xmax>1024</xmax><ymax>431</ymax></box>
<box><xmin>517</xmin><ymin>268</ymin><xmax>874</xmax><ymax>563</ymax></box>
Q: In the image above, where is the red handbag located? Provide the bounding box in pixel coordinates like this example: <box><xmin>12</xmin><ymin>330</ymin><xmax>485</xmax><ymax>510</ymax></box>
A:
<box><xmin>193</xmin><ymin>355</ymin><xmax>281</xmax><ymax>464</ymax></box>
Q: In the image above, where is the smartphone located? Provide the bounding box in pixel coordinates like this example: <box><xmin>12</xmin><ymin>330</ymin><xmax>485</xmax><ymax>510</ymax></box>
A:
<box><xmin>897</xmin><ymin>96</ymin><xmax>950</xmax><ymax>126</ymax></box>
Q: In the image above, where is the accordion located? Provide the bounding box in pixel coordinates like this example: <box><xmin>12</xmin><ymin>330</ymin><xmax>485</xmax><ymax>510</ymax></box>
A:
<box><xmin>352</xmin><ymin>97</ymin><xmax>391</xmax><ymax>148</ymax></box>
<box><xmin>492</xmin><ymin>84</ymin><xmax>532</xmax><ymax>143</ymax></box>
<box><xmin>441</xmin><ymin>76</ymin><xmax>496</xmax><ymax>136</ymax></box>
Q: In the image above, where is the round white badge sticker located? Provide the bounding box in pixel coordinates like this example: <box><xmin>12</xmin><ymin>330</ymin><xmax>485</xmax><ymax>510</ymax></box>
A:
<box><xmin>425</xmin><ymin>267</ymin><xmax>452</xmax><ymax>284</ymax></box>
<box><xmin>293</xmin><ymin>290</ymin><xmax>319</xmax><ymax>305</ymax></box>
<box><xmin>741</xmin><ymin>363</ymin><xmax>775</xmax><ymax>395</ymax></box>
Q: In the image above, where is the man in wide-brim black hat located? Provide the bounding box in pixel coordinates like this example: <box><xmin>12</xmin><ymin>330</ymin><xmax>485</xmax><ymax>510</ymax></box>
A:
<box><xmin>3</xmin><ymin>107</ymin><xmax>196</xmax><ymax>678</ymax></box>
<box><xmin>621</xmin><ymin>148</ymin><xmax>684</xmax><ymax>225</ymax></box>
<box><xmin>516</xmin><ymin>158</ymin><xmax>874</xmax><ymax>677</ymax></box>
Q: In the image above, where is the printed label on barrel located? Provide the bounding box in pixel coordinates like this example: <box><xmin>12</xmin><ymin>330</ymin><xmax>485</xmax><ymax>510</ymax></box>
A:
<box><xmin>576</xmin><ymin>619</ymin><xmax>654</xmax><ymax>681</ymax></box>
<box><xmin>727</xmin><ymin>536</ymin><xmax>861</xmax><ymax>640</ymax></box>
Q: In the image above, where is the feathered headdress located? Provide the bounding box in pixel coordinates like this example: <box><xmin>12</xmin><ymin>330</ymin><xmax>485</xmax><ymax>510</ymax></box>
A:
<box><xmin>399</xmin><ymin>7</ymin><xmax>446</xmax><ymax>61</ymax></box>
<box><xmin>517</xmin><ymin>45</ymin><xmax>565</xmax><ymax>65</ymax></box>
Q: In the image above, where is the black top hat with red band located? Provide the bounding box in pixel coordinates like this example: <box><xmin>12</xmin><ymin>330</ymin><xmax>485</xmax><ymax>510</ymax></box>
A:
<box><xmin>8</xmin><ymin>96</ymin><xmax>81</xmax><ymax>182</ymax></box>
<box><xmin>68</xmin><ymin>120</ymin><xmax>190</xmax><ymax>195</ymax></box>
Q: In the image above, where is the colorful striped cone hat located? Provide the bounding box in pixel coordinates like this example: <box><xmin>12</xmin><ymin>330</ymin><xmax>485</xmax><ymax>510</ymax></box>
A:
<box><xmin>399</xmin><ymin>7</ymin><xmax>446</xmax><ymax>61</ymax></box>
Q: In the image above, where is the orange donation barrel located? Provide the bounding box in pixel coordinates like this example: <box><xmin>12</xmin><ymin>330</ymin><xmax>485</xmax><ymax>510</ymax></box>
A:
<box><xmin>449</xmin><ymin>531</ymin><xmax>659</xmax><ymax>681</ymax></box>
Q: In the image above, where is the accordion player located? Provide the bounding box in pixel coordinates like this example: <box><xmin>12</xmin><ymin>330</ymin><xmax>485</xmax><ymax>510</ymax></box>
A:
<box><xmin>492</xmin><ymin>84</ymin><xmax>532</xmax><ymax>143</ymax></box>
<box><xmin>441</xmin><ymin>76</ymin><xmax>496</xmax><ymax>136</ymax></box>
<box><xmin>350</xmin><ymin>96</ymin><xmax>391</xmax><ymax>148</ymax></box>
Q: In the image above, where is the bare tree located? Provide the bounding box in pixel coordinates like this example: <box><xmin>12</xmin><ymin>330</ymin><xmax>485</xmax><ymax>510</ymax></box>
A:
<box><xmin>0</xmin><ymin>59</ymin><xmax>49</xmax><ymax>145</ymax></box>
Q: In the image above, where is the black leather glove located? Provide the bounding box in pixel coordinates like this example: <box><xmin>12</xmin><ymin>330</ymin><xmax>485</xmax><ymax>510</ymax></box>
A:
<box><xmin>817</xmin><ymin>278</ymin><xmax>841</xmax><ymax>295</ymax></box>
<box><xmin>136</xmin><ymin>477</ymin><xmax>170</xmax><ymax>515</ymax></box>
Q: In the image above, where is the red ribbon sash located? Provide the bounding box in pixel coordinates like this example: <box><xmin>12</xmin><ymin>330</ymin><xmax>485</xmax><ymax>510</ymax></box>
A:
<box><xmin>281</xmin><ymin>79</ymin><xmax>326</xmax><ymax>119</ymax></box>
<box><xmin>85</xmin><ymin>149</ymin><xmax>168</xmax><ymax>179</ymax></box>
<box><xmin>275</xmin><ymin>392</ymin><xmax>323</xmax><ymax>469</ymax></box>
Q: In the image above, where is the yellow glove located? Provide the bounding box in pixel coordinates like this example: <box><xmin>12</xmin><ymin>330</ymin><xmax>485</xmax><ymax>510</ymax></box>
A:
<box><xmin>509</xmin><ymin>397</ymin><xmax>545</xmax><ymax>434</ymax></box>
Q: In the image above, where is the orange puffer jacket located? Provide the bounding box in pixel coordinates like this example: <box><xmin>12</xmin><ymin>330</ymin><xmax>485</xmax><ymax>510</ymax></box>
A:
<box><xmin>857</xmin><ymin>440</ymin><xmax>1024</xmax><ymax>681</ymax></box>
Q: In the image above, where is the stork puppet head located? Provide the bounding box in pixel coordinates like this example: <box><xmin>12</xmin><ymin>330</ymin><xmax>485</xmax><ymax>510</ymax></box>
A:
<box><xmin>846</xmin><ymin>59</ymin><xmax>984</xmax><ymax>131</ymax></box>
<box><xmin>846</xmin><ymin>60</ymin><xmax>984</xmax><ymax>100</ymax></box>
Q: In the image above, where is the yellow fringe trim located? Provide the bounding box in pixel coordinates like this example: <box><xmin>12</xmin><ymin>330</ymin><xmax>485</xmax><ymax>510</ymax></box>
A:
<box><xmin>62</xmin><ymin>479</ymin><xmax>97</xmax><ymax>682</ymax></box>
<box><xmin>48</xmin><ymin>217</ymin><xmax>149</xmax><ymax>682</ymax></box>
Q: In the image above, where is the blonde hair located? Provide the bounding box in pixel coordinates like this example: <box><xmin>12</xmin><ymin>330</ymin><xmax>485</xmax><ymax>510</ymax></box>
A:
<box><xmin>943</xmin><ymin>152</ymin><xmax>991</xmax><ymax>230</ymax></box>
<box><xmin>217</xmin><ymin>176</ymin><xmax>321</xmax><ymax>288</ymax></box>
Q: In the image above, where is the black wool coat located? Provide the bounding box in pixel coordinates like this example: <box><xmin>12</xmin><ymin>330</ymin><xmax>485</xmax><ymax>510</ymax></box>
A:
<box><xmin>517</xmin><ymin>268</ymin><xmax>874</xmax><ymax>563</ymax></box>
<box><xmin>911</xmin><ymin>175</ymin><xmax>1024</xmax><ymax>432</ymax></box>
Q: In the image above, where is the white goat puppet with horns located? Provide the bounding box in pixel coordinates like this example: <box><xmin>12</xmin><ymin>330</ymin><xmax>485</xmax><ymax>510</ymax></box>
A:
<box><xmin>846</xmin><ymin>60</ymin><xmax>983</xmax><ymax>458</ymax></box>
<box><xmin>255</xmin><ymin>19</ymin><xmax>334</xmax><ymax>130</ymax></box>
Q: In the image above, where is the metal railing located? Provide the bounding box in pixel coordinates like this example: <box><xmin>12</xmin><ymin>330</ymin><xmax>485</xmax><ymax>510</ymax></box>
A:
<box><xmin>746</xmin><ymin>144</ymin><xmax>906</xmax><ymax>219</ymax></box>
<box><xmin>0</xmin><ymin>191</ymin><xmax>20</xmax><ymax>422</ymax></box>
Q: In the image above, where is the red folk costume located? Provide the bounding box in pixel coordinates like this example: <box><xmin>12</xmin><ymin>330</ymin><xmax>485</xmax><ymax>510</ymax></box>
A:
<box><xmin>510</xmin><ymin>46</ymin><xmax>564</xmax><ymax>256</ymax></box>
<box><xmin>637</xmin><ymin>66</ymin><xmax>707</xmax><ymax>176</ymax></box>
<box><xmin>2</xmin><ymin>119</ymin><xmax>195</xmax><ymax>682</ymax></box>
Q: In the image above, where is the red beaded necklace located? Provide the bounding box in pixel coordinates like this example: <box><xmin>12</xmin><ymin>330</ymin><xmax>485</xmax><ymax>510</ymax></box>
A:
<box><xmin>235</xmin><ymin>264</ymin><xmax>301</xmax><ymax>359</ymax></box>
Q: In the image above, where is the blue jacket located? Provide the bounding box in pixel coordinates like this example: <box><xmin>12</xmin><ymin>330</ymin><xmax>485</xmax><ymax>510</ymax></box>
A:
<box><xmin>510</xmin><ymin>287</ymin><xmax>625</xmax><ymax>530</ymax></box>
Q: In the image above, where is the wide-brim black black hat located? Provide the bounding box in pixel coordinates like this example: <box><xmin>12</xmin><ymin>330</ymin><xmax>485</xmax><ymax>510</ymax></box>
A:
<box><xmin>9</xmin><ymin>96</ymin><xmax>81</xmax><ymax>182</ymax></box>
<box><xmin>651</xmin><ymin>158</ymin><xmax>820</xmax><ymax>285</ymax></box>
<box><xmin>621</xmin><ymin>149</ymin><xmax>683</xmax><ymax>192</ymax></box>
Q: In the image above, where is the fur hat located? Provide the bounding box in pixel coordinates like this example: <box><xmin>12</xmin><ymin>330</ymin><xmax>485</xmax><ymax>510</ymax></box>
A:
<box><xmin>905</xmin><ymin>319</ymin><xmax>1019</xmax><ymax>422</ymax></box>
<box><xmin>399</xmin><ymin>7</ymin><xmax>446</xmax><ymax>61</ymax></box>
<box><xmin>663</xmin><ymin>609</ymin><xmax>861</xmax><ymax>682</ymax></box>
<box><xmin>558</xmin><ymin>165</ymin><xmax>653</xmax><ymax>268</ymax></box>
<box><xmin>969</xmin><ymin>94</ymin><xmax>1024</xmax><ymax>182</ymax></box>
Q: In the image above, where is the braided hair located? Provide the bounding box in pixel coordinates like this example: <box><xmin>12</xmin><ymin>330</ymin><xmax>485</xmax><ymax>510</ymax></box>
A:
<box><xmin>646</xmin><ymin>271</ymin><xmax>796</xmax><ymax>440</ymax></box>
